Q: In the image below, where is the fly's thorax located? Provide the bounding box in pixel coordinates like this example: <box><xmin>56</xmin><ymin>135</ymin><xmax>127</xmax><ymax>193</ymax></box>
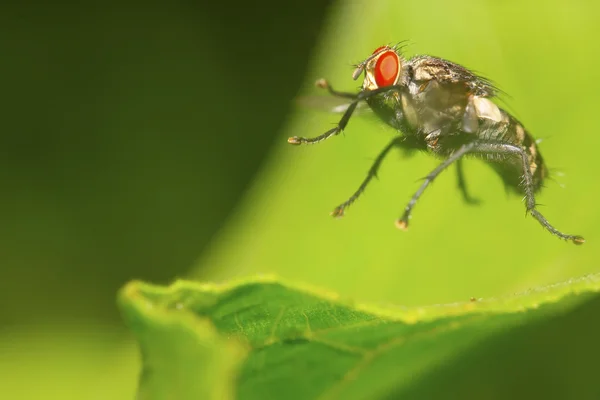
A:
<box><xmin>400</xmin><ymin>91</ymin><xmax>419</xmax><ymax>129</ymax></box>
<box><xmin>400</xmin><ymin>55</ymin><xmax>501</xmax><ymax>138</ymax></box>
<box><xmin>400</xmin><ymin>77</ymin><xmax>472</xmax><ymax>137</ymax></box>
<box><xmin>365</xmin><ymin>92</ymin><xmax>407</xmax><ymax>132</ymax></box>
<box><xmin>462</xmin><ymin>96</ymin><xmax>509</xmax><ymax>134</ymax></box>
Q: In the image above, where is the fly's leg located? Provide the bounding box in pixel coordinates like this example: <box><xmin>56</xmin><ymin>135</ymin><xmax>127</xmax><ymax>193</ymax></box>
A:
<box><xmin>396</xmin><ymin>142</ymin><xmax>477</xmax><ymax>230</ymax></box>
<box><xmin>287</xmin><ymin>101</ymin><xmax>358</xmax><ymax>145</ymax></box>
<box><xmin>331</xmin><ymin>136</ymin><xmax>401</xmax><ymax>217</ymax></box>
<box><xmin>288</xmin><ymin>85</ymin><xmax>402</xmax><ymax>145</ymax></box>
<box><xmin>397</xmin><ymin>140</ymin><xmax>585</xmax><ymax>245</ymax></box>
<box><xmin>456</xmin><ymin>158</ymin><xmax>481</xmax><ymax>205</ymax></box>
<box><xmin>315</xmin><ymin>79</ymin><xmax>358</xmax><ymax>100</ymax></box>
<box><xmin>472</xmin><ymin>142</ymin><xmax>584</xmax><ymax>244</ymax></box>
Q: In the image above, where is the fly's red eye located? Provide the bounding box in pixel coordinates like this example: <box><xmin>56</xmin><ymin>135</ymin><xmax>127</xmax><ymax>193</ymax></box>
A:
<box><xmin>374</xmin><ymin>50</ymin><xmax>399</xmax><ymax>87</ymax></box>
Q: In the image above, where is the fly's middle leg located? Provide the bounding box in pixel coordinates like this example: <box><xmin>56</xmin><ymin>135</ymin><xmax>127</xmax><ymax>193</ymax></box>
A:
<box><xmin>331</xmin><ymin>136</ymin><xmax>401</xmax><ymax>217</ymax></box>
<box><xmin>396</xmin><ymin>142</ymin><xmax>477</xmax><ymax>230</ymax></box>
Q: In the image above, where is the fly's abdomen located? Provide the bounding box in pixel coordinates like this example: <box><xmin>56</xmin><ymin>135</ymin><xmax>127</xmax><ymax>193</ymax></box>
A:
<box><xmin>467</xmin><ymin>97</ymin><xmax>547</xmax><ymax>193</ymax></box>
<box><xmin>518</xmin><ymin>121</ymin><xmax>547</xmax><ymax>191</ymax></box>
<box><xmin>487</xmin><ymin>117</ymin><xmax>547</xmax><ymax>193</ymax></box>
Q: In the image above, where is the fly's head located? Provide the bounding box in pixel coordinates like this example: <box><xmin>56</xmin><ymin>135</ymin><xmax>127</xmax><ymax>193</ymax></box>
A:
<box><xmin>353</xmin><ymin>45</ymin><xmax>405</xmax><ymax>91</ymax></box>
<box><xmin>352</xmin><ymin>45</ymin><xmax>408</xmax><ymax>130</ymax></box>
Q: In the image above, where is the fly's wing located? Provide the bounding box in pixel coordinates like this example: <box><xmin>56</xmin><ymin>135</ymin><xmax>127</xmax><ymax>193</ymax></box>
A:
<box><xmin>408</xmin><ymin>55</ymin><xmax>501</xmax><ymax>98</ymax></box>
<box><xmin>295</xmin><ymin>94</ymin><xmax>372</xmax><ymax>115</ymax></box>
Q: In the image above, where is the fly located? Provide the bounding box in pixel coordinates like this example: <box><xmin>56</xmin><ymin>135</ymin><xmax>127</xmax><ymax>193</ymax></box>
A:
<box><xmin>288</xmin><ymin>44</ymin><xmax>585</xmax><ymax>244</ymax></box>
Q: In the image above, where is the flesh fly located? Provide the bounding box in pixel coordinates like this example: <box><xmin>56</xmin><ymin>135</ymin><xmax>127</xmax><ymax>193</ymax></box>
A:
<box><xmin>288</xmin><ymin>44</ymin><xmax>584</xmax><ymax>244</ymax></box>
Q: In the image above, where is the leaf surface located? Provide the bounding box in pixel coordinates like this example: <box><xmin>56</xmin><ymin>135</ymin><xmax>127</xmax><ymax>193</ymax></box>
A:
<box><xmin>120</xmin><ymin>273</ymin><xmax>600</xmax><ymax>399</ymax></box>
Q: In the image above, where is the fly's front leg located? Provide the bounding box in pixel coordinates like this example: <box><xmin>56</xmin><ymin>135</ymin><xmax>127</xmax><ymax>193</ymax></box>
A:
<box><xmin>456</xmin><ymin>158</ymin><xmax>481</xmax><ymax>205</ymax></box>
<box><xmin>315</xmin><ymin>79</ymin><xmax>358</xmax><ymax>100</ymax></box>
<box><xmin>287</xmin><ymin>84</ymin><xmax>402</xmax><ymax>145</ymax></box>
<box><xmin>396</xmin><ymin>142</ymin><xmax>477</xmax><ymax>230</ymax></box>
<box><xmin>287</xmin><ymin>101</ymin><xmax>358</xmax><ymax>145</ymax></box>
<box><xmin>331</xmin><ymin>136</ymin><xmax>402</xmax><ymax>217</ymax></box>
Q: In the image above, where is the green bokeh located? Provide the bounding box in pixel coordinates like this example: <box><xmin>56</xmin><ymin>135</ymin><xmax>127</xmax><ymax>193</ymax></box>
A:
<box><xmin>0</xmin><ymin>2</ymin><xmax>330</xmax><ymax>399</ymax></box>
<box><xmin>2</xmin><ymin>0</ymin><xmax>599</xmax><ymax>399</ymax></box>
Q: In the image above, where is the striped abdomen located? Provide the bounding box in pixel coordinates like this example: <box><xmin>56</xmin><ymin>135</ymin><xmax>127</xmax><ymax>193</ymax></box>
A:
<box><xmin>475</xmin><ymin>105</ymin><xmax>548</xmax><ymax>194</ymax></box>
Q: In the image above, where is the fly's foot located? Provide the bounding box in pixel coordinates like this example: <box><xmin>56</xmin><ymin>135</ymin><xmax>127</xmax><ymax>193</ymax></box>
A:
<box><xmin>287</xmin><ymin>127</ymin><xmax>340</xmax><ymax>145</ymax></box>
<box><xmin>330</xmin><ymin>206</ymin><xmax>345</xmax><ymax>218</ymax></box>
<box><xmin>315</xmin><ymin>78</ymin><xmax>329</xmax><ymax>89</ymax></box>
<box><xmin>572</xmin><ymin>236</ymin><xmax>585</xmax><ymax>245</ymax></box>
<box><xmin>287</xmin><ymin>136</ymin><xmax>302</xmax><ymax>145</ymax></box>
<box><xmin>395</xmin><ymin>218</ymin><xmax>409</xmax><ymax>231</ymax></box>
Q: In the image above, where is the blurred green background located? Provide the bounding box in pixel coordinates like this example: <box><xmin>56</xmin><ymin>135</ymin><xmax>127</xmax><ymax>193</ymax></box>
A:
<box><xmin>2</xmin><ymin>0</ymin><xmax>599</xmax><ymax>399</ymax></box>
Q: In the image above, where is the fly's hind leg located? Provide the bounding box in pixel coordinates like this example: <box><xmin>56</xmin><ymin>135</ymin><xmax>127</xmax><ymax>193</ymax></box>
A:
<box><xmin>456</xmin><ymin>158</ymin><xmax>481</xmax><ymax>205</ymax></box>
<box><xmin>396</xmin><ymin>140</ymin><xmax>584</xmax><ymax>245</ymax></box>
<box><xmin>473</xmin><ymin>142</ymin><xmax>584</xmax><ymax>244</ymax></box>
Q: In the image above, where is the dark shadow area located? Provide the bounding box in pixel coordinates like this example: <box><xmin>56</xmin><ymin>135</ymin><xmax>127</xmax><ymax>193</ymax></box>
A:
<box><xmin>389</xmin><ymin>295</ymin><xmax>600</xmax><ymax>400</ymax></box>
<box><xmin>0</xmin><ymin>0</ymin><xmax>333</xmax><ymax>326</ymax></box>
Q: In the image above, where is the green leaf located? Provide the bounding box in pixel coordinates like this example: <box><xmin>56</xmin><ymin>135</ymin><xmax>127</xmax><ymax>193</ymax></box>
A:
<box><xmin>119</xmin><ymin>273</ymin><xmax>600</xmax><ymax>400</ymax></box>
<box><xmin>119</xmin><ymin>282</ymin><xmax>247</xmax><ymax>400</ymax></box>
